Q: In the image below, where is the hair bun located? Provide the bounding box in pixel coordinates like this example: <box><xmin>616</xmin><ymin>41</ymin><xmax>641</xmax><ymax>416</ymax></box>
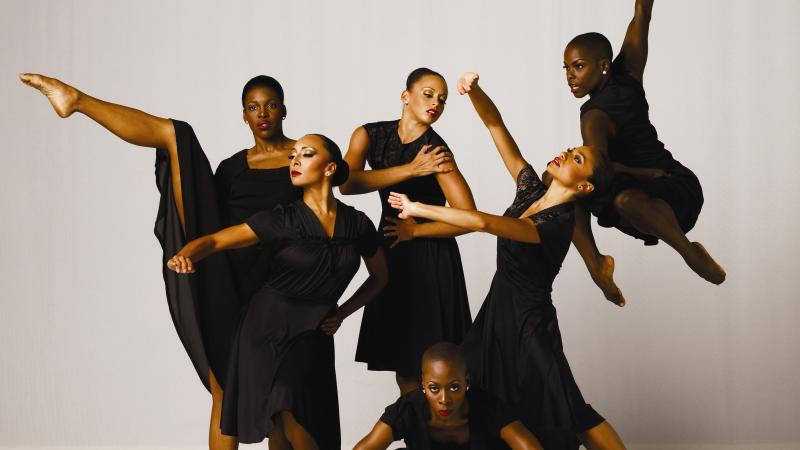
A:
<box><xmin>332</xmin><ymin>159</ymin><xmax>350</xmax><ymax>186</ymax></box>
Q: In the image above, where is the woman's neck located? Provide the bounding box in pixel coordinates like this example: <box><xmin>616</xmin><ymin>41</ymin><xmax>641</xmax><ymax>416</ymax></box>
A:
<box><xmin>397</xmin><ymin>114</ymin><xmax>429</xmax><ymax>144</ymax></box>
<box><xmin>252</xmin><ymin>133</ymin><xmax>291</xmax><ymax>153</ymax></box>
<box><xmin>303</xmin><ymin>185</ymin><xmax>337</xmax><ymax>215</ymax></box>
<box><xmin>537</xmin><ymin>182</ymin><xmax>577</xmax><ymax>210</ymax></box>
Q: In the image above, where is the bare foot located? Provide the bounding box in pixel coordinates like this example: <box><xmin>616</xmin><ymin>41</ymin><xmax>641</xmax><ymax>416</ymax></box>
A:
<box><xmin>687</xmin><ymin>242</ymin><xmax>726</xmax><ymax>285</ymax></box>
<box><xmin>590</xmin><ymin>255</ymin><xmax>626</xmax><ymax>307</ymax></box>
<box><xmin>19</xmin><ymin>73</ymin><xmax>80</xmax><ymax>118</ymax></box>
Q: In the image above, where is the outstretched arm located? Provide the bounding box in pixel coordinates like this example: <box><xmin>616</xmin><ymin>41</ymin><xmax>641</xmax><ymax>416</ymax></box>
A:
<box><xmin>166</xmin><ymin>223</ymin><xmax>259</xmax><ymax>273</ymax></box>
<box><xmin>339</xmin><ymin>126</ymin><xmax>453</xmax><ymax>195</ymax></box>
<box><xmin>500</xmin><ymin>421</ymin><xmax>544</xmax><ymax>450</ymax></box>
<box><xmin>353</xmin><ymin>421</ymin><xmax>394</xmax><ymax>450</ymax></box>
<box><xmin>320</xmin><ymin>248</ymin><xmax>389</xmax><ymax>335</ymax></box>
<box><xmin>618</xmin><ymin>0</ymin><xmax>654</xmax><ymax>82</ymax></box>
<box><xmin>389</xmin><ymin>193</ymin><xmax>541</xmax><ymax>244</ymax></box>
<box><xmin>458</xmin><ymin>72</ymin><xmax>529</xmax><ymax>181</ymax></box>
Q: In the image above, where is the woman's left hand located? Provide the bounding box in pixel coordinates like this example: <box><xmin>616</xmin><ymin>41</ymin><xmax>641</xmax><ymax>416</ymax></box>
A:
<box><xmin>388</xmin><ymin>192</ymin><xmax>417</xmax><ymax>219</ymax></box>
<box><xmin>320</xmin><ymin>314</ymin><xmax>344</xmax><ymax>335</ymax></box>
<box><xmin>383</xmin><ymin>216</ymin><xmax>418</xmax><ymax>248</ymax></box>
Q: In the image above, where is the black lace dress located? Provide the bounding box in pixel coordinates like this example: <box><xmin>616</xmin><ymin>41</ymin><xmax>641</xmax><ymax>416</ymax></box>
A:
<box><xmin>580</xmin><ymin>55</ymin><xmax>704</xmax><ymax>245</ymax></box>
<box><xmin>219</xmin><ymin>200</ymin><xmax>380</xmax><ymax>446</ymax></box>
<box><xmin>461</xmin><ymin>165</ymin><xmax>604</xmax><ymax>449</ymax></box>
<box><xmin>379</xmin><ymin>388</ymin><xmax>518</xmax><ymax>450</ymax></box>
<box><xmin>354</xmin><ymin>120</ymin><xmax>472</xmax><ymax>378</ymax></box>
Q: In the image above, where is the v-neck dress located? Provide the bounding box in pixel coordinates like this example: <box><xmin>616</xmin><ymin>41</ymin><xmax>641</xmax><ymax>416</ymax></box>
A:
<box><xmin>461</xmin><ymin>165</ymin><xmax>604</xmax><ymax>449</ymax></box>
<box><xmin>355</xmin><ymin>120</ymin><xmax>472</xmax><ymax>378</ymax></box>
<box><xmin>379</xmin><ymin>388</ymin><xmax>517</xmax><ymax>450</ymax></box>
<box><xmin>219</xmin><ymin>199</ymin><xmax>379</xmax><ymax>447</ymax></box>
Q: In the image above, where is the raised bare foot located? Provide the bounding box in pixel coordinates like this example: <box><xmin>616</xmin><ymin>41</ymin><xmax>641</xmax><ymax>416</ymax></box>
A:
<box><xmin>19</xmin><ymin>73</ymin><xmax>80</xmax><ymax>118</ymax></box>
<box><xmin>688</xmin><ymin>242</ymin><xmax>726</xmax><ymax>285</ymax></box>
<box><xmin>590</xmin><ymin>254</ymin><xmax>626</xmax><ymax>307</ymax></box>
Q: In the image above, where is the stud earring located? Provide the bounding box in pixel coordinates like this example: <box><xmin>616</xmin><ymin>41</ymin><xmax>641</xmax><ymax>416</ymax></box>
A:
<box><xmin>602</xmin><ymin>70</ymin><xmax>607</xmax><ymax>75</ymax></box>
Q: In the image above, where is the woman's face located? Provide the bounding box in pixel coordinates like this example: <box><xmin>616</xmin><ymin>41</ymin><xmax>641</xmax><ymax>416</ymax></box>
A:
<box><xmin>546</xmin><ymin>146</ymin><xmax>596</xmax><ymax>194</ymax></box>
<box><xmin>422</xmin><ymin>359</ymin><xmax>469</xmax><ymax>421</ymax></box>
<box><xmin>243</xmin><ymin>85</ymin><xmax>285</xmax><ymax>139</ymax></box>
<box><xmin>288</xmin><ymin>135</ymin><xmax>336</xmax><ymax>188</ymax></box>
<box><xmin>563</xmin><ymin>44</ymin><xmax>608</xmax><ymax>98</ymax></box>
<box><xmin>402</xmin><ymin>75</ymin><xmax>448</xmax><ymax>125</ymax></box>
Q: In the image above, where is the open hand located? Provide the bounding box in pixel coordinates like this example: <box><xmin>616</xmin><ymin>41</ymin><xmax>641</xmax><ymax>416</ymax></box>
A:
<box><xmin>167</xmin><ymin>255</ymin><xmax>195</xmax><ymax>274</ymax></box>
<box><xmin>457</xmin><ymin>72</ymin><xmax>480</xmax><ymax>95</ymax></box>
<box><xmin>387</xmin><ymin>192</ymin><xmax>418</xmax><ymax>219</ymax></box>
<box><xmin>320</xmin><ymin>314</ymin><xmax>344</xmax><ymax>335</ymax></box>
<box><xmin>383</xmin><ymin>216</ymin><xmax>418</xmax><ymax>248</ymax></box>
<box><xmin>409</xmin><ymin>145</ymin><xmax>453</xmax><ymax>177</ymax></box>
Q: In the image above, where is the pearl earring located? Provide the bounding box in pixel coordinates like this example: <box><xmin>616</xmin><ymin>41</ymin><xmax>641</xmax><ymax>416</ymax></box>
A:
<box><xmin>602</xmin><ymin>70</ymin><xmax>607</xmax><ymax>75</ymax></box>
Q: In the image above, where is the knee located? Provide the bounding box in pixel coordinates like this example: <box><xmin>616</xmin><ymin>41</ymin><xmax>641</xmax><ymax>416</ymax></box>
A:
<box><xmin>613</xmin><ymin>190</ymin><xmax>646</xmax><ymax>215</ymax></box>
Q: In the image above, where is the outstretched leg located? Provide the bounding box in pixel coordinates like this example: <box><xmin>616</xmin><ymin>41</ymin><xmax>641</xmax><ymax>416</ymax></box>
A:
<box><xmin>613</xmin><ymin>189</ymin><xmax>725</xmax><ymax>284</ymax></box>
<box><xmin>19</xmin><ymin>73</ymin><xmax>185</xmax><ymax>229</ymax></box>
<box><xmin>209</xmin><ymin>370</ymin><xmax>238</xmax><ymax>450</ymax></box>
<box><xmin>268</xmin><ymin>413</ymin><xmax>293</xmax><ymax>450</ymax></box>
<box><xmin>279</xmin><ymin>411</ymin><xmax>318</xmax><ymax>450</ymax></box>
<box><xmin>578</xmin><ymin>421</ymin><xmax>626</xmax><ymax>450</ymax></box>
<box><xmin>572</xmin><ymin>204</ymin><xmax>626</xmax><ymax>306</ymax></box>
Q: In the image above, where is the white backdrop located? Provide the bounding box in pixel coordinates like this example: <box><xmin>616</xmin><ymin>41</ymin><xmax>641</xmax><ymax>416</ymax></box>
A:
<box><xmin>1</xmin><ymin>0</ymin><xmax>798</xmax><ymax>448</ymax></box>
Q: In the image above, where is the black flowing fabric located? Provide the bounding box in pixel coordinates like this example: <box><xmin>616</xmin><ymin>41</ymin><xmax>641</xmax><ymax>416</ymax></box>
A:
<box><xmin>380</xmin><ymin>388</ymin><xmax>517</xmax><ymax>450</ymax></box>
<box><xmin>153</xmin><ymin>120</ymin><xmax>300</xmax><ymax>390</ymax></box>
<box><xmin>355</xmin><ymin>120</ymin><xmax>471</xmax><ymax>378</ymax></box>
<box><xmin>220</xmin><ymin>200</ymin><xmax>379</xmax><ymax>446</ymax></box>
<box><xmin>461</xmin><ymin>165</ymin><xmax>604</xmax><ymax>450</ymax></box>
<box><xmin>580</xmin><ymin>55</ymin><xmax>704</xmax><ymax>245</ymax></box>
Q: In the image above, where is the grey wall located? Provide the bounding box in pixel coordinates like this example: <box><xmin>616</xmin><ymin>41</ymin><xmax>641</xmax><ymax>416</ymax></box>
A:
<box><xmin>1</xmin><ymin>0</ymin><xmax>798</xmax><ymax>448</ymax></box>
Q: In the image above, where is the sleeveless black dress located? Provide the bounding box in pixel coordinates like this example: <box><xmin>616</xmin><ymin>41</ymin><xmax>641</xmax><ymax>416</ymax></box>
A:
<box><xmin>154</xmin><ymin>121</ymin><xmax>300</xmax><ymax>390</ymax></box>
<box><xmin>354</xmin><ymin>120</ymin><xmax>472</xmax><ymax>378</ymax></box>
<box><xmin>461</xmin><ymin>165</ymin><xmax>604</xmax><ymax>449</ymax></box>
<box><xmin>580</xmin><ymin>56</ymin><xmax>704</xmax><ymax>245</ymax></box>
<box><xmin>219</xmin><ymin>200</ymin><xmax>380</xmax><ymax>446</ymax></box>
<box><xmin>380</xmin><ymin>388</ymin><xmax>518</xmax><ymax>450</ymax></box>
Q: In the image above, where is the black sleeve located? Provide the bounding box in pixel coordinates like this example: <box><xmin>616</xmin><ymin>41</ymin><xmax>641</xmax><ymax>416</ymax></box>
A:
<box><xmin>378</xmin><ymin>396</ymin><xmax>411</xmax><ymax>441</ymax></box>
<box><xmin>356</xmin><ymin>212</ymin><xmax>381</xmax><ymax>257</ymax></box>
<box><xmin>244</xmin><ymin>205</ymin><xmax>289</xmax><ymax>244</ymax></box>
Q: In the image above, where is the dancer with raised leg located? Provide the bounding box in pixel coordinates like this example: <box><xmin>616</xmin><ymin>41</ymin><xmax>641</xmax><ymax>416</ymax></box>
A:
<box><xmin>168</xmin><ymin>134</ymin><xmax>388</xmax><ymax>449</ymax></box>
<box><xmin>388</xmin><ymin>72</ymin><xmax>626</xmax><ymax>449</ymax></box>
<box><xmin>20</xmin><ymin>73</ymin><xmax>302</xmax><ymax>449</ymax></box>
<box><xmin>563</xmin><ymin>0</ymin><xmax>725</xmax><ymax>306</ymax></box>
<box><xmin>341</xmin><ymin>68</ymin><xmax>475</xmax><ymax>395</ymax></box>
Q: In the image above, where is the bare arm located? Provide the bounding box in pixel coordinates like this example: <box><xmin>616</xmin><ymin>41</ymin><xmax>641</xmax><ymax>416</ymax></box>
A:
<box><xmin>618</xmin><ymin>0</ymin><xmax>654</xmax><ymax>82</ymax></box>
<box><xmin>459</xmin><ymin>72</ymin><xmax>529</xmax><ymax>181</ymax></box>
<box><xmin>166</xmin><ymin>223</ymin><xmax>259</xmax><ymax>273</ymax></box>
<box><xmin>500</xmin><ymin>421</ymin><xmax>544</xmax><ymax>450</ymax></box>
<box><xmin>320</xmin><ymin>248</ymin><xmax>389</xmax><ymax>335</ymax></box>
<box><xmin>389</xmin><ymin>193</ymin><xmax>541</xmax><ymax>244</ymax></box>
<box><xmin>340</xmin><ymin>126</ymin><xmax>453</xmax><ymax>195</ymax></box>
<box><xmin>353</xmin><ymin>421</ymin><xmax>394</xmax><ymax>450</ymax></box>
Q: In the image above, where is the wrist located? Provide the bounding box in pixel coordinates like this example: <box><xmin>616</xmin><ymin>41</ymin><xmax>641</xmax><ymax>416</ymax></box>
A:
<box><xmin>403</xmin><ymin>162</ymin><xmax>417</xmax><ymax>178</ymax></box>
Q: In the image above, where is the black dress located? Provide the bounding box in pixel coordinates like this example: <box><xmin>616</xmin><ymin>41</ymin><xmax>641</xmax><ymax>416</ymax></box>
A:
<box><xmin>355</xmin><ymin>120</ymin><xmax>472</xmax><ymax>378</ymax></box>
<box><xmin>153</xmin><ymin>121</ymin><xmax>301</xmax><ymax>390</ymax></box>
<box><xmin>580</xmin><ymin>55</ymin><xmax>704</xmax><ymax>245</ymax></box>
<box><xmin>380</xmin><ymin>388</ymin><xmax>518</xmax><ymax>450</ymax></box>
<box><xmin>461</xmin><ymin>165</ymin><xmax>604</xmax><ymax>450</ymax></box>
<box><xmin>219</xmin><ymin>200</ymin><xmax>380</xmax><ymax>446</ymax></box>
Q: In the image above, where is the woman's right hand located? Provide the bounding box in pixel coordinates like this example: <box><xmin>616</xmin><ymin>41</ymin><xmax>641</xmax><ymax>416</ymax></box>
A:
<box><xmin>408</xmin><ymin>144</ymin><xmax>453</xmax><ymax>177</ymax></box>
<box><xmin>167</xmin><ymin>255</ymin><xmax>195</xmax><ymax>274</ymax></box>
<box><xmin>457</xmin><ymin>72</ymin><xmax>480</xmax><ymax>94</ymax></box>
<box><xmin>388</xmin><ymin>192</ymin><xmax>421</xmax><ymax>219</ymax></box>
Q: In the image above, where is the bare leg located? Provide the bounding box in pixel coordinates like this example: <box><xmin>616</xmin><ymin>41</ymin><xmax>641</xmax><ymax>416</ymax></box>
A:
<box><xmin>614</xmin><ymin>189</ymin><xmax>725</xmax><ymax>284</ymax></box>
<box><xmin>209</xmin><ymin>370</ymin><xmax>238</xmax><ymax>450</ymax></box>
<box><xmin>572</xmin><ymin>204</ymin><xmax>626</xmax><ymax>306</ymax></box>
<box><xmin>19</xmin><ymin>73</ymin><xmax>185</xmax><ymax>228</ymax></box>
<box><xmin>279</xmin><ymin>411</ymin><xmax>318</xmax><ymax>450</ymax></box>
<box><xmin>268</xmin><ymin>414</ymin><xmax>293</xmax><ymax>450</ymax></box>
<box><xmin>396</xmin><ymin>373</ymin><xmax>420</xmax><ymax>396</ymax></box>
<box><xmin>578</xmin><ymin>421</ymin><xmax>626</xmax><ymax>450</ymax></box>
